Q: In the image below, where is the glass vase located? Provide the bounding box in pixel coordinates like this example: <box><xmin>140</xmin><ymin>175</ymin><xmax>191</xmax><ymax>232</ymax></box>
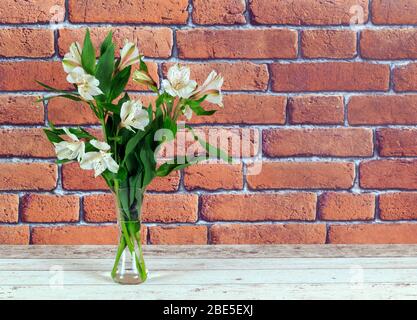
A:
<box><xmin>111</xmin><ymin>186</ymin><xmax>148</xmax><ymax>285</ymax></box>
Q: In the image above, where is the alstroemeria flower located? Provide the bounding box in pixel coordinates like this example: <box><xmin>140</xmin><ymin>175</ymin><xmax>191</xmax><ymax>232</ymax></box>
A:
<box><xmin>67</xmin><ymin>67</ymin><xmax>103</xmax><ymax>101</ymax></box>
<box><xmin>182</xmin><ymin>105</ymin><xmax>193</xmax><ymax>120</ymax></box>
<box><xmin>53</xmin><ymin>128</ymin><xmax>85</xmax><ymax>161</ymax></box>
<box><xmin>80</xmin><ymin>140</ymin><xmax>119</xmax><ymax>177</ymax></box>
<box><xmin>133</xmin><ymin>69</ymin><xmax>157</xmax><ymax>88</ymax></box>
<box><xmin>161</xmin><ymin>64</ymin><xmax>197</xmax><ymax>99</ymax></box>
<box><xmin>192</xmin><ymin>71</ymin><xmax>224</xmax><ymax>107</ymax></box>
<box><xmin>120</xmin><ymin>100</ymin><xmax>149</xmax><ymax>132</ymax></box>
<box><xmin>118</xmin><ymin>41</ymin><xmax>140</xmax><ymax>71</ymax></box>
<box><xmin>62</xmin><ymin>42</ymin><xmax>82</xmax><ymax>74</ymax></box>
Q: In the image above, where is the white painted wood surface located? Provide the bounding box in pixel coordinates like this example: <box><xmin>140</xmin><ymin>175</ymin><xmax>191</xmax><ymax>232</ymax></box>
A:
<box><xmin>1</xmin><ymin>245</ymin><xmax>417</xmax><ymax>300</ymax></box>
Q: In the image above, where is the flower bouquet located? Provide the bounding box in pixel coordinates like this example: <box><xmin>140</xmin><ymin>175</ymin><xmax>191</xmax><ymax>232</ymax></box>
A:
<box><xmin>39</xmin><ymin>30</ymin><xmax>229</xmax><ymax>284</ymax></box>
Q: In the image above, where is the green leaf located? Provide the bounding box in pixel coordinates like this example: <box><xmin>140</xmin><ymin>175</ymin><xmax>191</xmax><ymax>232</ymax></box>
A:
<box><xmin>100</xmin><ymin>31</ymin><xmax>113</xmax><ymax>56</ymax></box>
<box><xmin>147</xmin><ymin>103</ymin><xmax>153</xmax><ymax>121</ymax></box>
<box><xmin>98</xmin><ymin>101</ymin><xmax>120</xmax><ymax>115</ymax></box>
<box><xmin>70</xmin><ymin>127</ymin><xmax>95</xmax><ymax>140</ymax></box>
<box><xmin>37</xmin><ymin>94</ymin><xmax>83</xmax><ymax>103</ymax></box>
<box><xmin>56</xmin><ymin>159</ymin><xmax>72</xmax><ymax>165</ymax></box>
<box><xmin>156</xmin><ymin>157</ymin><xmax>205</xmax><ymax>177</ymax></box>
<box><xmin>139</xmin><ymin>134</ymin><xmax>156</xmax><ymax>187</ymax></box>
<box><xmin>188</xmin><ymin>103</ymin><xmax>216</xmax><ymax>116</ymax></box>
<box><xmin>116</xmin><ymin>166</ymin><xmax>128</xmax><ymax>181</ymax></box>
<box><xmin>36</xmin><ymin>81</ymin><xmax>80</xmax><ymax>97</ymax></box>
<box><xmin>139</xmin><ymin>57</ymin><xmax>148</xmax><ymax>73</ymax></box>
<box><xmin>163</xmin><ymin>117</ymin><xmax>177</xmax><ymax>140</ymax></box>
<box><xmin>110</xmin><ymin>66</ymin><xmax>131</xmax><ymax>101</ymax></box>
<box><xmin>81</xmin><ymin>29</ymin><xmax>96</xmax><ymax>75</ymax></box>
<box><xmin>118</xmin><ymin>93</ymin><xmax>130</xmax><ymax>106</ymax></box>
<box><xmin>43</xmin><ymin>129</ymin><xmax>63</xmax><ymax>144</ymax></box>
<box><xmin>123</xmin><ymin>128</ymin><xmax>148</xmax><ymax>164</ymax></box>
<box><xmin>95</xmin><ymin>42</ymin><xmax>115</xmax><ymax>96</ymax></box>
<box><xmin>186</xmin><ymin>125</ymin><xmax>232</xmax><ymax>163</ymax></box>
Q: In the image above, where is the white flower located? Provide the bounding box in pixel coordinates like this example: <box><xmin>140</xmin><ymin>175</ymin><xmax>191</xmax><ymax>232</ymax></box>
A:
<box><xmin>53</xmin><ymin>128</ymin><xmax>85</xmax><ymax>161</ymax></box>
<box><xmin>161</xmin><ymin>64</ymin><xmax>197</xmax><ymax>99</ymax></box>
<box><xmin>118</xmin><ymin>40</ymin><xmax>140</xmax><ymax>71</ymax></box>
<box><xmin>192</xmin><ymin>71</ymin><xmax>224</xmax><ymax>107</ymax></box>
<box><xmin>80</xmin><ymin>140</ymin><xmax>119</xmax><ymax>177</ymax></box>
<box><xmin>67</xmin><ymin>67</ymin><xmax>103</xmax><ymax>101</ymax></box>
<box><xmin>120</xmin><ymin>100</ymin><xmax>149</xmax><ymax>132</ymax></box>
<box><xmin>62</xmin><ymin>42</ymin><xmax>82</xmax><ymax>74</ymax></box>
<box><xmin>182</xmin><ymin>105</ymin><xmax>193</xmax><ymax>120</ymax></box>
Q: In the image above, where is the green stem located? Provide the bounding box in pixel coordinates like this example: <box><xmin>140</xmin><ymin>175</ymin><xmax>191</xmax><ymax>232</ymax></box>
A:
<box><xmin>111</xmin><ymin>235</ymin><xmax>126</xmax><ymax>279</ymax></box>
<box><xmin>113</xmin><ymin>181</ymin><xmax>147</xmax><ymax>282</ymax></box>
<box><xmin>100</xmin><ymin>118</ymin><xmax>107</xmax><ymax>142</ymax></box>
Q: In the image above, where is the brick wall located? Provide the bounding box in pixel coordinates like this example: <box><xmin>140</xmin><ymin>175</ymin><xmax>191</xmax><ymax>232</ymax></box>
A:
<box><xmin>1</xmin><ymin>0</ymin><xmax>417</xmax><ymax>245</ymax></box>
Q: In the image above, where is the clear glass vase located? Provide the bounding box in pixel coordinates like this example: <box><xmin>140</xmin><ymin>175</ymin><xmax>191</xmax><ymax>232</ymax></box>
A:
<box><xmin>111</xmin><ymin>186</ymin><xmax>148</xmax><ymax>285</ymax></box>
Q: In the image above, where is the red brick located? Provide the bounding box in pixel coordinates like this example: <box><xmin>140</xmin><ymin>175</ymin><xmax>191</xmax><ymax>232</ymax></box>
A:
<box><xmin>48</xmin><ymin>95</ymin><xmax>156</xmax><ymax>125</ymax></box>
<box><xmin>319</xmin><ymin>193</ymin><xmax>375</xmax><ymax>221</ymax></box>
<box><xmin>31</xmin><ymin>225</ymin><xmax>119</xmax><ymax>245</ymax></box>
<box><xmin>249</xmin><ymin>0</ymin><xmax>369</xmax><ymax>25</ymax></box>
<box><xmin>288</xmin><ymin>96</ymin><xmax>344</xmax><ymax>125</ymax></box>
<box><xmin>149</xmin><ymin>225</ymin><xmax>207</xmax><ymax>244</ymax></box>
<box><xmin>201</xmin><ymin>193</ymin><xmax>317</xmax><ymax>221</ymax></box>
<box><xmin>329</xmin><ymin>224</ymin><xmax>417</xmax><ymax>244</ymax></box>
<box><xmin>184</xmin><ymin>163</ymin><xmax>243</xmax><ymax>191</ymax></box>
<box><xmin>68</xmin><ymin>0</ymin><xmax>188</xmax><ymax>24</ymax></box>
<box><xmin>393</xmin><ymin>63</ymin><xmax>417</xmax><ymax>92</ymax></box>
<box><xmin>177</xmin><ymin>29</ymin><xmax>298</xmax><ymax>59</ymax></box>
<box><xmin>0</xmin><ymin>0</ymin><xmax>65</xmax><ymax>24</ymax></box>
<box><xmin>301</xmin><ymin>30</ymin><xmax>357</xmax><ymax>58</ymax></box>
<box><xmin>83</xmin><ymin>194</ymin><xmax>198</xmax><ymax>223</ymax></box>
<box><xmin>192</xmin><ymin>0</ymin><xmax>246</xmax><ymax>25</ymax></box>
<box><xmin>263</xmin><ymin>128</ymin><xmax>373</xmax><ymax>157</ymax></box>
<box><xmin>0</xmin><ymin>129</ymin><xmax>54</xmax><ymax>158</ymax></box>
<box><xmin>144</xmin><ymin>194</ymin><xmax>198</xmax><ymax>223</ymax></box>
<box><xmin>48</xmin><ymin>98</ymin><xmax>98</xmax><ymax>125</ymax></box>
<box><xmin>361</xmin><ymin>29</ymin><xmax>417</xmax><ymax>59</ymax></box>
<box><xmin>348</xmin><ymin>95</ymin><xmax>417</xmax><ymax>125</ymax></box>
<box><xmin>360</xmin><ymin>160</ymin><xmax>417</xmax><ymax>190</ymax></box>
<box><xmin>58</xmin><ymin>27</ymin><xmax>173</xmax><ymax>58</ymax></box>
<box><xmin>21</xmin><ymin>194</ymin><xmax>79</xmax><ymax>223</ymax></box>
<box><xmin>377</xmin><ymin>129</ymin><xmax>417</xmax><ymax>157</ymax></box>
<box><xmin>0</xmin><ymin>29</ymin><xmax>54</xmax><ymax>58</ymax></box>
<box><xmin>62</xmin><ymin>162</ymin><xmax>108</xmax><ymax>191</ymax></box>
<box><xmin>189</xmin><ymin>95</ymin><xmax>286</xmax><ymax>125</ymax></box>
<box><xmin>0</xmin><ymin>163</ymin><xmax>57</xmax><ymax>191</ymax></box>
<box><xmin>162</xmin><ymin>62</ymin><xmax>269</xmax><ymax>91</ymax></box>
<box><xmin>167</xmin><ymin>127</ymin><xmax>259</xmax><ymax>159</ymax></box>
<box><xmin>62</xmin><ymin>162</ymin><xmax>179</xmax><ymax>192</ymax></box>
<box><xmin>247</xmin><ymin>162</ymin><xmax>355</xmax><ymax>190</ymax></box>
<box><xmin>0</xmin><ymin>61</ymin><xmax>69</xmax><ymax>91</ymax></box>
<box><xmin>0</xmin><ymin>61</ymin><xmax>157</xmax><ymax>92</ymax></box>
<box><xmin>210</xmin><ymin>224</ymin><xmax>327</xmax><ymax>244</ymax></box>
<box><xmin>271</xmin><ymin>63</ymin><xmax>390</xmax><ymax>92</ymax></box>
<box><xmin>0</xmin><ymin>194</ymin><xmax>19</xmax><ymax>223</ymax></box>
<box><xmin>0</xmin><ymin>226</ymin><xmax>29</xmax><ymax>245</ymax></box>
<box><xmin>372</xmin><ymin>0</ymin><xmax>417</xmax><ymax>25</ymax></box>
<box><xmin>0</xmin><ymin>95</ymin><xmax>44</xmax><ymax>125</ymax></box>
<box><xmin>148</xmin><ymin>173</ymin><xmax>181</xmax><ymax>192</ymax></box>
<box><xmin>379</xmin><ymin>193</ymin><xmax>417</xmax><ymax>220</ymax></box>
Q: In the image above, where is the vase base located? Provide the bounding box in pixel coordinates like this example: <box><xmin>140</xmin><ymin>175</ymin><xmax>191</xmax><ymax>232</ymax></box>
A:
<box><xmin>113</xmin><ymin>272</ymin><xmax>148</xmax><ymax>285</ymax></box>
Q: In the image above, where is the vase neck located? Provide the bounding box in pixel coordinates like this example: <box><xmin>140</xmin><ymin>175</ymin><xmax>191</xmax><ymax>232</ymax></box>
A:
<box><xmin>114</xmin><ymin>187</ymin><xmax>144</xmax><ymax>223</ymax></box>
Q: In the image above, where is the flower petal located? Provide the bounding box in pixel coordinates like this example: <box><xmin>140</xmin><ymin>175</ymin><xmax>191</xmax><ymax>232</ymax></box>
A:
<box><xmin>90</xmin><ymin>140</ymin><xmax>111</xmax><ymax>152</ymax></box>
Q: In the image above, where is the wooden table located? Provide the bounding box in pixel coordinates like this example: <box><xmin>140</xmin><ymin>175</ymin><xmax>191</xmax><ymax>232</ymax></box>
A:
<box><xmin>1</xmin><ymin>245</ymin><xmax>417</xmax><ymax>300</ymax></box>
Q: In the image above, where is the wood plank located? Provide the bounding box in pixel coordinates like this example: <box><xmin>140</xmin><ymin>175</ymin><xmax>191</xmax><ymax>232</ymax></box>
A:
<box><xmin>2</xmin><ymin>245</ymin><xmax>417</xmax><ymax>259</ymax></box>
<box><xmin>2</xmin><ymin>257</ymin><xmax>417</xmax><ymax>271</ymax></box>
<box><xmin>1</xmin><ymin>268</ymin><xmax>417</xmax><ymax>286</ymax></box>
<box><xmin>1</xmin><ymin>283</ymin><xmax>417</xmax><ymax>300</ymax></box>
